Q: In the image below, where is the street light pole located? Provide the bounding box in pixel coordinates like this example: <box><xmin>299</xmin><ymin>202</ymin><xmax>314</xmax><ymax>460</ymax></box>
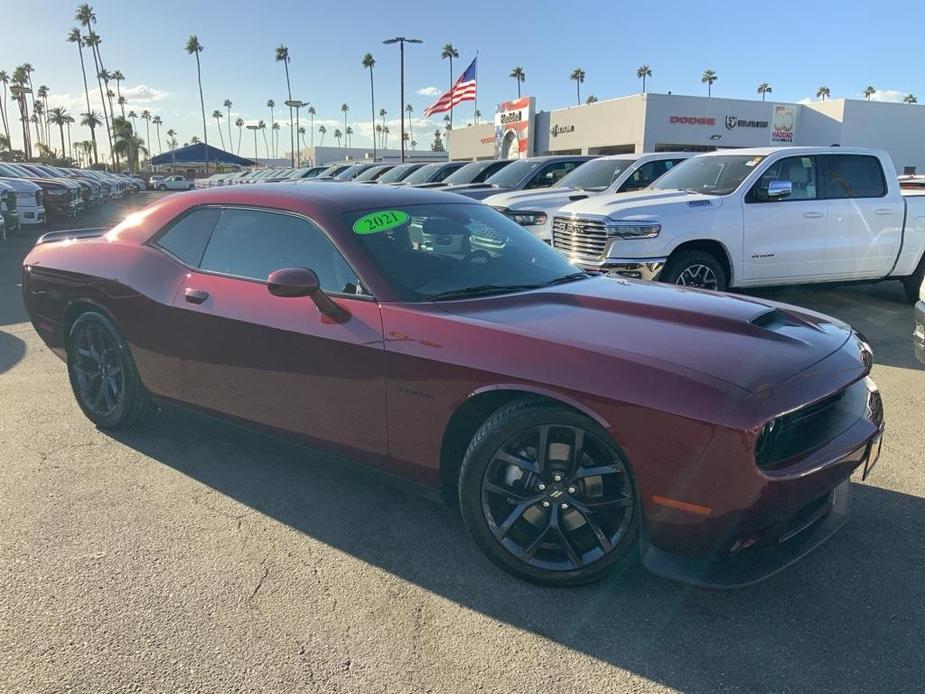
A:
<box><xmin>383</xmin><ymin>36</ymin><xmax>421</xmax><ymax>163</ymax></box>
<box><xmin>246</xmin><ymin>124</ymin><xmax>260</xmax><ymax>167</ymax></box>
<box><xmin>285</xmin><ymin>100</ymin><xmax>306</xmax><ymax>167</ymax></box>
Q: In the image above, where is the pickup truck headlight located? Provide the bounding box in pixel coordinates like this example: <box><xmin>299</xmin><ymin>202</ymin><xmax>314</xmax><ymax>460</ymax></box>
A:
<box><xmin>507</xmin><ymin>211</ymin><xmax>547</xmax><ymax>226</ymax></box>
<box><xmin>45</xmin><ymin>188</ymin><xmax>67</xmax><ymax>196</ymax></box>
<box><xmin>606</xmin><ymin>221</ymin><xmax>661</xmax><ymax>239</ymax></box>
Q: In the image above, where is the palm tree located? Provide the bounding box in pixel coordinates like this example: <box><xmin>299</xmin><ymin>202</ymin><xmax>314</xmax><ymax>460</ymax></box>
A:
<box><xmin>112</xmin><ymin>69</ymin><xmax>125</xmax><ymax>116</ymax></box>
<box><xmin>757</xmin><ymin>82</ymin><xmax>772</xmax><ymax>101</ymax></box>
<box><xmin>318</xmin><ymin>124</ymin><xmax>327</xmax><ymax>146</ymax></box>
<box><xmin>816</xmin><ymin>86</ymin><xmax>831</xmax><ymax>101</ymax></box>
<box><xmin>375</xmin><ymin>124</ymin><xmax>382</xmax><ymax>149</ymax></box>
<box><xmin>37</xmin><ymin>85</ymin><xmax>50</xmax><ymax>144</ymax></box>
<box><xmin>0</xmin><ymin>134</ymin><xmax>10</xmax><ymax>152</ymax></box>
<box><xmin>334</xmin><ymin>128</ymin><xmax>342</xmax><ymax>147</ymax></box>
<box><xmin>191</xmin><ymin>135</ymin><xmax>200</xmax><ymax>144</ymax></box>
<box><xmin>11</xmin><ymin>66</ymin><xmax>32</xmax><ymax>157</ymax></box>
<box><xmin>80</xmin><ymin>110</ymin><xmax>102</xmax><ymax>164</ymax></box>
<box><xmin>266</xmin><ymin>99</ymin><xmax>275</xmax><ymax>156</ymax></box>
<box><xmin>113</xmin><ymin>119</ymin><xmax>146</xmax><ymax>173</ymax></box>
<box><xmin>510</xmin><ymin>66</ymin><xmax>525</xmax><ymax>98</ymax></box>
<box><xmin>128</xmin><ymin>109</ymin><xmax>138</xmax><ymax>134</ymax></box>
<box><xmin>362</xmin><ymin>53</ymin><xmax>377</xmax><ymax>155</ymax></box>
<box><xmin>223</xmin><ymin>99</ymin><xmax>233</xmax><ymax>152</ymax></box>
<box><xmin>0</xmin><ymin>70</ymin><xmax>10</xmax><ymax>147</ymax></box>
<box><xmin>212</xmin><ymin>109</ymin><xmax>225</xmax><ymax>149</ymax></box>
<box><xmin>406</xmin><ymin>103</ymin><xmax>414</xmax><ymax>148</ymax></box>
<box><xmin>382</xmin><ymin>126</ymin><xmax>390</xmax><ymax>148</ymax></box>
<box><xmin>66</xmin><ymin>29</ymin><xmax>94</xmax><ymax>150</ymax></box>
<box><xmin>33</xmin><ymin>101</ymin><xmax>46</xmax><ymax>147</ymax></box>
<box><xmin>345</xmin><ymin>126</ymin><xmax>354</xmax><ymax>147</ymax></box>
<box><xmin>636</xmin><ymin>64</ymin><xmax>652</xmax><ymax>93</ymax></box>
<box><xmin>273</xmin><ymin>121</ymin><xmax>281</xmax><ymax>156</ymax></box>
<box><xmin>259</xmin><ymin>120</ymin><xmax>270</xmax><ymax>159</ymax></box>
<box><xmin>275</xmin><ymin>44</ymin><xmax>294</xmax><ymax>166</ymax></box>
<box><xmin>307</xmin><ymin>105</ymin><xmax>315</xmax><ymax>148</ymax></box>
<box><xmin>379</xmin><ymin>108</ymin><xmax>387</xmax><ymax>135</ymax></box>
<box><xmin>298</xmin><ymin>126</ymin><xmax>307</xmax><ymax>150</ymax></box>
<box><xmin>341</xmin><ymin>103</ymin><xmax>349</xmax><ymax>141</ymax></box>
<box><xmin>152</xmin><ymin>115</ymin><xmax>162</xmax><ymax>154</ymax></box>
<box><xmin>185</xmin><ymin>34</ymin><xmax>209</xmax><ymax>172</ymax></box>
<box><xmin>82</xmin><ymin>30</ymin><xmax>113</xmax><ymax>167</ymax></box>
<box><xmin>47</xmin><ymin>107</ymin><xmax>70</xmax><ymax>158</ymax></box>
<box><xmin>140</xmin><ymin>110</ymin><xmax>151</xmax><ymax>161</ymax></box>
<box><xmin>586</xmin><ymin>95</ymin><xmax>598</xmax><ymax>104</ymax></box>
<box><xmin>441</xmin><ymin>43</ymin><xmax>459</xmax><ymax>128</ymax></box>
<box><xmin>20</xmin><ymin>64</ymin><xmax>40</xmax><ymax>147</ymax></box>
<box><xmin>570</xmin><ymin>68</ymin><xmax>586</xmax><ymax>105</ymax></box>
<box><xmin>410</xmin><ymin>139</ymin><xmax>417</xmax><ymax>151</ymax></box>
<box><xmin>64</xmin><ymin>113</ymin><xmax>75</xmax><ymax>160</ymax></box>
<box><xmin>864</xmin><ymin>86</ymin><xmax>876</xmax><ymax>101</ymax></box>
<box><xmin>702</xmin><ymin>69</ymin><xmax>717</xmax><ymax>97</ymax></box>
<box><xmin>166</xmin><ymin>128</ymin><xmax>177</xmax><ymax>150</ymax></box>
<box><xmin>234</xmin><ymin>117</ymin><xmax>244</xmax><ymax>154</ymax></box>
<box><xmin>474</xmin><ymin>109</ymin><xmax>481</xmax><ymax>124</ymax></box>
<box><xmin>904</xmin><ymin>94</ymin><xmax>918</xmax><ymax>104</ymax></box>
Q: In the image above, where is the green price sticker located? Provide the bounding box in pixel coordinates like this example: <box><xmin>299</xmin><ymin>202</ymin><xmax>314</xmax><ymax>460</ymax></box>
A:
<box><xmin>353</xmin><ymin>210</ymin><xmax>410</xmax><ymax>235</ymax></box>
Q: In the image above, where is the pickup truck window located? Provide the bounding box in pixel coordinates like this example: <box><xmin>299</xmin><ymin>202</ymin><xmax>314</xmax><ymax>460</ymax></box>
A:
<box><xmin>555</xmin><ymin>158</ymin><xmax>632</xmax><ymax>192</ymax></box>
<box><xmin>525</xmin><ymin>161</ymin><xmax>581</xmax><ymax>189</ymax></box>
<box><xmin>748</xmin><ymin>156</ymin><xmax>818</xmax><ymax>202</ymax></box>
<box><xmin>820</xmin><ymin>155</ymin><xmax>886</xmax><ymax>199</ymax></box>
<box><xmin>619</xmin><ymin>159</ymin><xmax>681</xmax><ymax>193</ymax></box>
<box><xmin>652</xmin><ymin>155</ymin><xmax>758</xmax><ymax>196</ymax></box>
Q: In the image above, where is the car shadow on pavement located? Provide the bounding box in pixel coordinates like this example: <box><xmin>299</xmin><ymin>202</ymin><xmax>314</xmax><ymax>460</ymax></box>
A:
<box><xmin>106</xmin><ymin>407</ymin><xmax>925</xmax><ymax>694</ymax></box>
<box><xmin>743</xmin><ymin>281</ymin><xmax>923</xmax><ymax>370</ymax></box>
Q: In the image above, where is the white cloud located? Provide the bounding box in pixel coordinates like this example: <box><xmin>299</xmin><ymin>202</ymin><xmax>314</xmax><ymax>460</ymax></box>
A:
<box><xmin>866</xmin><ymin>89</ymin><xmax>905</xmax><ymax>103</ymax></box>
<box><xmin>417</xmin><ymin>86</ymin><xmax>440</xmax><ymax>97</ymax></box>
<box><xmin>120</xmin><ymin>84</ymin><xmax>169</xmax><ymax>104</ymax></box>
<box><xmin>797</xmin><ymin>97</ymin><xmax>814</xmax><ymax>105</ymax></box>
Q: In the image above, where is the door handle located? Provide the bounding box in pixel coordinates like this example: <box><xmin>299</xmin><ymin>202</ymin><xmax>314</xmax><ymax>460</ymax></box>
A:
<box><xmin>803</xmin><ymin>211</ymin><xmax>824</xmax><ymax>219</ymax></box>
<box><xmin>874</xmin><ymin>208</ymin><xmax>893</xmax><ymax>215</ymax></box>
<box><xmin>184</xmin><ymin>288</ymin><xmax>209</xmax><ymax>305</ymax></box>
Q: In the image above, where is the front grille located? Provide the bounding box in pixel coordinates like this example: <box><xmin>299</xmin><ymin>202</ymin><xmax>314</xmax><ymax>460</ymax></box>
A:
<box><xmin>552</xmin><ymin>217</ymin><xmax>608</xmax><ymax>260</ymax></box>
<box><xmin>36</xmin><ymin>191</ymin><xmax>42</xmax><ymax>206</ymax></box>
<box><xmin>5</xmin><ymin>192</ymin><xmax>16</xmax><ymax>212</ymax></box>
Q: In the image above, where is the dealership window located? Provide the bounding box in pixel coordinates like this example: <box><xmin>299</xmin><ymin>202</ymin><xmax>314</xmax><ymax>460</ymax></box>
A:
<box><xmin>199</xmin><ymin>208</ymin><xmax>360</xmax><ymax>294</ymax></box>
<box><xmin>749</xmin><ymin>156</ymin><xmax>818</xmax><ymax>201</ymax></box>
<box><xmin>819</xmin><ymin>155</ymin><xmax>886</xmax><ymax>199</ymax></box>
<box><xmin>155</xmin><ymin>207</ymin><xmax>222</xmax><ymax>266</ymax></box>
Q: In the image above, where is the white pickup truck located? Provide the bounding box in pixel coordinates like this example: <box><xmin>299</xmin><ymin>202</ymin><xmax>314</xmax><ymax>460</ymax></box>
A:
<box><xmin>554</xmin><ymin>147</ymin><xmax>925</xmax><ymax>301</ymax></box>
<box><xmin>155</xmin><ymin>175</ymin><xmax>195</xmax><ymax>191</ymax></box>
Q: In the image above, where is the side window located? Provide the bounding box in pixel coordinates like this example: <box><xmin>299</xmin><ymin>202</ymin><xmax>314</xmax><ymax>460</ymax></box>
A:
<box><xmin>155</xmin><ymin>207</ymin><xmax>222</xmax><ymax>266</ymax></box>
<box><xmin>748</xmin><ymin>156</ymin><xmax>818</xmax><ymax>202</ymax></box>
<box><xmin>433</xmin><ymin>166</ymin><xmax>457</xmax><ymax>183</ymax></box>
<box><xmin>619</xmin><ymin>160</ymin><xmax>668</xmax><ymax>192</ymax></box>
<box><xmin>526</xmin><ymin>162</ymin><xmax>579</xmax><ymax>189</ymax></box>
<box><xmin>199</xmin><ymin>208</ymin><xmax>361</xmax><ymax>294</ymax></box>
<box><xmin>820</xmin><ymin>155</ymin><xmax>886</xmax><ymax>199</ymax></box>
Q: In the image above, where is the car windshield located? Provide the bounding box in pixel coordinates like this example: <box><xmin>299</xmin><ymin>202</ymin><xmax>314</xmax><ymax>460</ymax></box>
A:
<box><xmin>553</xmin><ymin>158</ymin><xmax>634</xmax><ymax>191</ymax></box>
<box><xmin>445</xmin><ymin>161</ymin><xmax>494</xmax><ymax>185</ymax></box>
<box><xmin>652</xmin><ymin>154</ymin><xmax>762</xmax><ymax>196</ymax></box>
<box><xmin>402</xmin><ymin>163</ymin><xmax>445</xmax><ymax>185</ymax></box>
<box><xmin>344</xmin><ymin>203</ymin><xmax>586</xmax><ymax>301</ymax></box>
<box><xmin>336</xmin><ymin>165</ymin><xmax>368</xmax><ymax>181</ymax></box>
<box><xmin>485</xmin><ymin>159</ymin><xmax>544</xmax><ymax>188</ymax></box>
<box><xmin>354</xmin><ymin>165</ymin><xmax>391</xmax><ymax>182</ymax></box>
<box><xmin>378</xmin><ymin>164</ymin><xmax>421</xmax><ymax>184</ymax></box>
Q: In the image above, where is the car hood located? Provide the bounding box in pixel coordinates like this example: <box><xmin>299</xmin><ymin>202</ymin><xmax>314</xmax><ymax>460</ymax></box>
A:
<box><xmin>558</xmin><ymin>189</ymin><xmax>725</xmax><ymax>219</ymax></box>
<box><xmin>484</xmin><ymin>187</ymin><xmax>598</xmax><ymax>211</ymax></box>
<box><xmin>436</xmin><ymin>276</ymin><xmax>853</xmax><ymax>394</ymax></box>
<box><xmin>443</xmin><ymin>184</ymin><xmax>514</xmax><ymax>201</ymax></box>
<box><xmin>0</xmin><ymin>177</ymin><xmax>41</xmax><ymax>192</ymax></box>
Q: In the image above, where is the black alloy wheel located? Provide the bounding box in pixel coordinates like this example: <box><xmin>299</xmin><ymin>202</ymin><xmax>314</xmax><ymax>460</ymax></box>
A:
<box><xmin>460</xmin><ymin>401</ymin><xmax>638</xmax><ymax>586</ymax></box>
<box><xmin>661</xmin><ymin>250</ymin><xmax>728</xmax><ymax>292</ymax></box>
<box><xmin>67</xmin><ymin>312</ymin><xmax>152</xmax><ymax>429</ymax></box>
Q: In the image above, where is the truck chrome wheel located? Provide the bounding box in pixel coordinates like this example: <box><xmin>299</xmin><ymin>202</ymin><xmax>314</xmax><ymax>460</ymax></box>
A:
<box><xmin>675</xmin><ymin>264</ymin><xmax>719</xmax><ymax>290</ymax></box>
<box><xmin>480</xmin><ymin>423</ymin><xmax>634</xmax><ymax>573</ymax></box>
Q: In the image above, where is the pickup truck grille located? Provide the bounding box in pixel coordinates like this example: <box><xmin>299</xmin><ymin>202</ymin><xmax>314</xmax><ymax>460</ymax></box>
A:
<box><xmin>4</xmin><ymin>192</ymin><xmax>16</xmax><ymax>212</ymax></box>
<box><xmin>552</xmin><ymin>217</ymin><xmax>608</xmax><ymax>260</ymax></box>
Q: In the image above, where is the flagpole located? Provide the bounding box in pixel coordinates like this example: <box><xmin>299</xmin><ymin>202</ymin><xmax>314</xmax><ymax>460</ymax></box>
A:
<box><xmin>474</xmin><ymin>51</ymin><xmax>479</xmax><ymax>124</ymax></box>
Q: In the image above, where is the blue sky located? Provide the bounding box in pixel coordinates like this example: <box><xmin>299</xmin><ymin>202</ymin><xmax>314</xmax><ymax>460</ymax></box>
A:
<box><xmin>1</xmin><ymin>0</ymin><xmax>923</xmax><ymax>155</ymax></box>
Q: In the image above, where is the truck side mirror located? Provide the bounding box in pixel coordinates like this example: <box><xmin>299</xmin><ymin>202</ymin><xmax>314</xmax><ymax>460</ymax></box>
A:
<box><xmin>767</xmin><ymin>180</ymin><xmax>792</xmax><ymax>199</ymax></box>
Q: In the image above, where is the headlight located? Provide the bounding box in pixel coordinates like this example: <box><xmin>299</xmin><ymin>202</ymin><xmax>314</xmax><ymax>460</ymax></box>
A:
<box><xmin>45</xmin><ymin>188</ymin><xmax>67</xmax><ymax>196</ymax></box>
<box><xmin>507</xmin><ymin>211</ymin><xmax>547</xmax><ymax>226</ymax></box>
<box><xmin>606</xmin><ymin>221</ymin><xmax>661</xmax><ymax>239</ymax></box>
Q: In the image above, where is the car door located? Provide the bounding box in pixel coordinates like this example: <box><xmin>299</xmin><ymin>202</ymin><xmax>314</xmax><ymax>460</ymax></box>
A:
<box><xmin>170</xmin><ymin>206</ymin><xmax>389</xmax><ymax>463</ymax></box>
<box><xmin>741</xmin><ymin>155</ymin><xmax>827</xmax><ymax>283</ymax></box>
<box><xmin>818</xmin><ymin>154</ymin><xmax>902</xmax><ymax>279</ymax></box>
<box><xmin>523</xmin><ymin>160</ymin><xmax>583</xmax><ymax>190</ymax></box>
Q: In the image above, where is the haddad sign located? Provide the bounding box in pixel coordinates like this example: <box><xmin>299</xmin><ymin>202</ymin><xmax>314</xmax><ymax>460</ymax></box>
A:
<box><xmin>550</xmin><ymin>124</ymin><xmax>575</xmax><ymax>137</ymax></box>
<box><xmin>725</xmin><ymin>115</ymin><xmax>769</xmax><ymax>130</ymax></box>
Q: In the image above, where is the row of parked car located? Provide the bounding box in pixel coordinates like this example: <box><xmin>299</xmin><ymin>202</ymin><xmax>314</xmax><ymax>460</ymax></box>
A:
<box><xmin>0</xmin><ymin>163</ymin><xmax>146</xmax><ymax>239</ymax></box>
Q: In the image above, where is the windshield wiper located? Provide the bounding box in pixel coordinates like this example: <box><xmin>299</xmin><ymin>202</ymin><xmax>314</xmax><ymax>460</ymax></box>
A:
<box><xmin>427</xmin><ymin>284</ymin><xmax>544</xmax><ymax>301</ymax></box>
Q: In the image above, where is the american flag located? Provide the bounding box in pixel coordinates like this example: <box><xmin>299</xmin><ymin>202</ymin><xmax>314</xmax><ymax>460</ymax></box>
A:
<box><xmin>424</xmin><ymin>57</ymin><xmax>477</xmax><ymax>117</ymax></box>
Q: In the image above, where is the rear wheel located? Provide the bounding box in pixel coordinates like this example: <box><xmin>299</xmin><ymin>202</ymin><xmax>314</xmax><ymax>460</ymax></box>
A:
<box><xmin>459</xmin><ymin>400</ymin><xmax>638</xmax><ymax>586</ymax></box>
<box><xmin>158</xmin><ymin>184</ymin><xmax>167</xmax><ymax>191</ymax></box>
<box><xmin>661</xmin><ymin>250</ymin><xmax>728</xmax><ymax>291</ymax></box>
<box><xmin>67</xmin><ymin>311</ymin><xmax>153</xmax><ymax>429</ymax></box>
<box><xmin>901</xmin><ymin>255</ymin><xmax>925</xmax><ymax>303</ymax></box>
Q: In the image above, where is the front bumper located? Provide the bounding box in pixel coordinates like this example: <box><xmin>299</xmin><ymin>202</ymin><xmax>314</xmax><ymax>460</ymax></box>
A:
<box><xmin>599</xmin><ymin>259</ymin><xmax>667</xmax><ymax>282</ymax></box>
<box><xmin>914</xmin><ymin>300</ymin><xmax>925</xmax><ymax>365</ymax></box>
<box><xmin>19</xmin><ymin>207</ymin><xmax>46</xmax><ymax>226</ymax></box>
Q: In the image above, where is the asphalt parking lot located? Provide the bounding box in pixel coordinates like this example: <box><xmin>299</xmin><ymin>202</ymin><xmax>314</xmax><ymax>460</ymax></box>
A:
<box><xmin>1</xmin><ymin>193</ymin><xmax>923</xmax><ymax>693</ymax></box>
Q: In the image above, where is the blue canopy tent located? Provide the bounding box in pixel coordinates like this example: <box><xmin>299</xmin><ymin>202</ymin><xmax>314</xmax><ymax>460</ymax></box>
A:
<box><xmin>149</xmin><ymin>143</ymin><xmax>255</xmax><ymax>169</ymax></box>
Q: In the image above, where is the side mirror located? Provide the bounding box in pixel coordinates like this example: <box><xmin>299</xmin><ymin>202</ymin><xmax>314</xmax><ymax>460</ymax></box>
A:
<box><xmin>767</xmin><ymin>179</ymin><xmax>792</xmax><ymax>199</ymax></box>
<box><xmin>267</xmin><ymin>267</ymin><xmax>348</xmax><ymax>322</ymax></box>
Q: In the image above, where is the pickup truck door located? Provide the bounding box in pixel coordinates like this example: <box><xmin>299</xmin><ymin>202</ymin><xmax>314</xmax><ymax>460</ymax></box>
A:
<box><xmin>741</xmin><ymin>155</ymin><xmax>827</xmax><ymax>282</ymax></box>
<box><xmin>818</xmin><ymin>154</ymin><xmax>903</xmax><ymax>279</ymax></box>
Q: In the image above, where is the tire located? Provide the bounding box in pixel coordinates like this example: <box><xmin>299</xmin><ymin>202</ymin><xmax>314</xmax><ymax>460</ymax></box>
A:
<box><xmin>66</xmin><ymin>311</ymin><xmax>153</xmax><ymax>429</ymax></box>
<box><xmin>458</xmin><ymin>399</ymin><xmax>639</xmax><ymax>587</ymax></box>
<box><xmin>158</xmin><ymin>185</ymin><xmax>167</xmax><ymax>191</ymax></box>
<box><xmin>901</xmin><ymin>255</ymin><xmax>925</xmax><ymax>303</ymax></box>
<box><xmin>661</xmin><ymin>249</ymin><xmax>729</xmax><ymax>292</ymax></box>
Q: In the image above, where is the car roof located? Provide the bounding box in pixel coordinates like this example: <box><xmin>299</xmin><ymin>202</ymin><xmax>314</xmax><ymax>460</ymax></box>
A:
<box><xmin>698</xmin><ymin>146</ymin><xmax>883</xmax><ymax>158</ymax></box>
<box><xmin>520</xmin><ymin>155</ymin><xmax>597</xmax><ymax>163</ymax></box>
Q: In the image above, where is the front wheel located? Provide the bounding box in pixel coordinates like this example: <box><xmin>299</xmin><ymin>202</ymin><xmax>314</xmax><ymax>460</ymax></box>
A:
<box><xmin>67</xmin><ymin>311</ymin><xmax>153</xmax><ymax>429</ymax></box>
<box><xmin>660</xmin><ymin>250</ymin><xmax>728</xmax><ymax>292</ymax></box>
<box><xmin>158</xmin><ymin>185</ymin><xmax>167</xmax><ymax>191</ymax></box>
<box><xmin>459</xmin><ymin>400</ymin><xmax>638</xmax><ymax>586</ymax></box>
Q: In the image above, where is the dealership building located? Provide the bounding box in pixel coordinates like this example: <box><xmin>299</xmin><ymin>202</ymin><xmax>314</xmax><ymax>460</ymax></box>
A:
<box><xmin>448</xmin><ymin>93</ymin><xmax>925</xmax><ymax>174</ymax></box>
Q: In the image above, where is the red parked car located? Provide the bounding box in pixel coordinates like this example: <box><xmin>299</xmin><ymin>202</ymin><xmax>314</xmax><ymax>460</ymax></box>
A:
<box><xmin>21</xmin><ymin>184</ymin><xmax>884</xmax><ymax>587</ymax></box>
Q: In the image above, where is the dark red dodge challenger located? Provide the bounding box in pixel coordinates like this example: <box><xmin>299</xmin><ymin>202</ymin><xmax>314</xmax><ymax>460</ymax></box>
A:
<box><xmin>22</xmin><ymin>184</ymin><xmax>884</xmax><ymax>587</ymax></box>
